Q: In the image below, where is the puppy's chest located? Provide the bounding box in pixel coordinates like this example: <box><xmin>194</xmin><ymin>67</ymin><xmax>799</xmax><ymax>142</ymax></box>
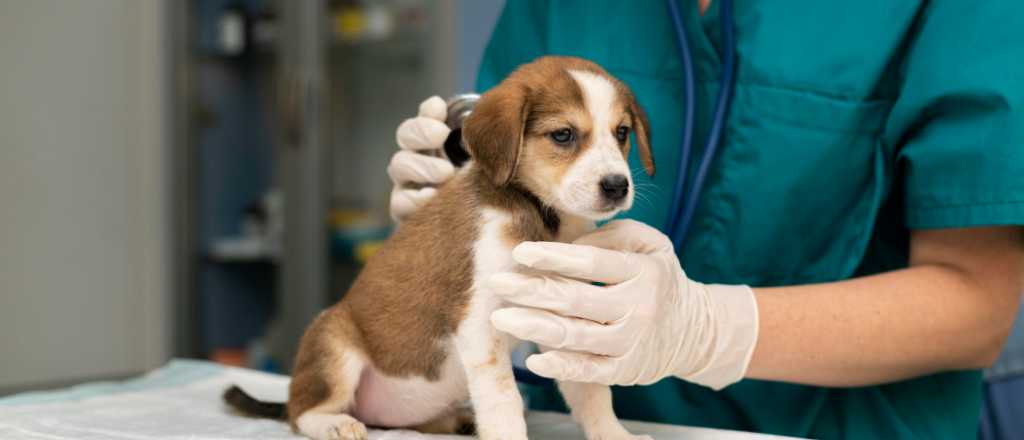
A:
<box><xmin>470</xmin><ymin>208</ymin><xmax>594</xmax><ymax>302</ymax></box>
<box><xmin>472</xmin><ymin>209</ymin><xmax>592</xmax><ymax>273</ymax></box>
<box><xmin>471</xmin><ymin>209</ymin><xmax>521</xmax><ymax>278</ymax></box>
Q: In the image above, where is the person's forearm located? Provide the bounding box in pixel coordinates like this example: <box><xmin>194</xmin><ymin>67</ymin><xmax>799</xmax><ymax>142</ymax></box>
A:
<box><xmin>746</xmin><ymin>263</ymin><xmax>1020</xmax><ymax>387</ymax></box>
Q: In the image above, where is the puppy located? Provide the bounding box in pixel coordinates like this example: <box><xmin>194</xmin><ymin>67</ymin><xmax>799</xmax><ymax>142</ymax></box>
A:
<box><xmin>224</xmin><ymin>56</ymin><xmax>655</xmax><ymax>440</ymax></box>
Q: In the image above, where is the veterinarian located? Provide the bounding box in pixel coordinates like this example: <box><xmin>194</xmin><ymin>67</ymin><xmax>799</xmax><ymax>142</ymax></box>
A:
<box><xmin>388</xmin><ymin>1</ymin><xmax>1024</xmax><ymax>439</ymax></box>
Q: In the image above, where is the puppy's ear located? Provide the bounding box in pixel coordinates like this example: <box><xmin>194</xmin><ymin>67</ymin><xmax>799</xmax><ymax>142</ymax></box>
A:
<box><xmin>628</xmin><ymin>95</ymin><xmax>655</xmax><ymax>176</ymax></box>
<box><xmin>462</xmin><ymin>84</ymin><xmax>527</xmax><ymax>186</ymax></box>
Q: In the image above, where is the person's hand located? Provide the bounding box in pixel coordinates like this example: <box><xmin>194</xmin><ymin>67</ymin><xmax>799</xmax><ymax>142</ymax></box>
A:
<box><xmin>388</xmin><ymin>96</ymin><xmax>455</xmax><ymax>222</ymax></box>
<box><xmin>488</xmin><ymin>220</ymin><xmax>758</xmax><ymax>390</ymax></box>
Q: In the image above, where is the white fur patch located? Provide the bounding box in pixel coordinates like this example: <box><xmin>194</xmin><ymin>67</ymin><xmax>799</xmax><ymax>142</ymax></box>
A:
<box><xmin>453</xmin><ymin>208</ymin><xmax>528</xmax><ymax>440</ymax></box>
<box><xmin>471</xmin><ymin>208</ymin><xmax>519</xmax><ymax>280</ymax></box>
<box><xmin>568</xmin><ymin>70</ymin><xmax>617</xmax><ymax>136</ymax></box>
<box><xmin>561</xmin><ymin>70</ymin><xmax>633</xmax><ymax>219</ymax></box>
<box><xmin>296</xmin><ymin>412</ymin><xmax>368</xmax><ymax>440</ymax></box>
<box><xmin>350</xmin><ymin>343</ymin><xmax>467</xmax><ymax>428</ymax></box>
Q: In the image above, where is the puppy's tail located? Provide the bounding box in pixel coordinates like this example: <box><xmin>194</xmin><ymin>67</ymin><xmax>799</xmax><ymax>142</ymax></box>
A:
<box><xmin>223</xmin><ymin>385</ymin><xmax>287</xmax><ymax>420</ymax></box>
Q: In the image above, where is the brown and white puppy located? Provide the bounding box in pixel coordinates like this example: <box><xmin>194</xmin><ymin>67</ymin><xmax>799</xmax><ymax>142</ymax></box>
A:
<box><xmin>224</xmin><ymin>56</ymin><xmax>655</xmax><ymax>440</ymax></box>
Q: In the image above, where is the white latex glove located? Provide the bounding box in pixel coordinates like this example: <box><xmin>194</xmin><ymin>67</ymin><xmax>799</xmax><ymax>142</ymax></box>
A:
<box><xmin>488</xmin><ymin>220</ymin><xmax>758</xmax><ymax>390</ymax></box>
<box><xmin>388</xmin><ymin>96</ymin><xmax>455</xmax><ymax>222</ymax></box>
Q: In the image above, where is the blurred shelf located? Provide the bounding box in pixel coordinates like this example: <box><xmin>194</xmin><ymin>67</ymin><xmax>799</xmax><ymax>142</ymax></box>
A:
<box><xmin>208</xmin><ymin>236</ymin><xmax>279</xmax><ymax>263</ymax></box>
<box><xmin>330</xmin><ymin>209</ymin><xmax>392</xmax><ymax>264</ymax></box>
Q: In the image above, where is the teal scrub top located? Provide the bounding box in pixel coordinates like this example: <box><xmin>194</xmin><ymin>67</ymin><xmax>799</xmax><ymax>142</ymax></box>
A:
<box><xmin>476</xmin><ymin>1</ymin><xmax>1024</xmax><ymax>439</ymax></box>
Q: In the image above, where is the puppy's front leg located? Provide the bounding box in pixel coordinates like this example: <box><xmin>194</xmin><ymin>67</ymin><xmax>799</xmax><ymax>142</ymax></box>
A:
<box><xmin>455</xmin><ymin>298</ymin><xmax>528</xmax><ymax>440</ymax></box>
<box><xmin>558</xmin><ymin>381</ymin><xmax>651</xmax><ymax>440</ymax></box>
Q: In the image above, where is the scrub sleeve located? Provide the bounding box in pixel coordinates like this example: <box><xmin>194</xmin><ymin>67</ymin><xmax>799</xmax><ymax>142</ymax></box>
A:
<box><xmin>882</xmin><ymin>2</ymin><xmax>1024</xmax><ymax>230</ymax></box>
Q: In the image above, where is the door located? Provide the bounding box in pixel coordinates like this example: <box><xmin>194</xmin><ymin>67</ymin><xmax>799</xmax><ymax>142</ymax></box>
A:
<box><xmin>0</xmin><ymin>0</ymin><xmax>170</xmax><ymax>391</ymax></box>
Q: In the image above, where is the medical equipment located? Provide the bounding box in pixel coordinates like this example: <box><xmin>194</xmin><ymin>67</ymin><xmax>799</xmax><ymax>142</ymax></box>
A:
<box><xmin>665</xmin><ymin>0</ymin><xmax>737</xmax><ymax>250</ymax></box>
<box><xmin>441</xmin><ymin>93</ymin><xmax>479</xmax><ymax>167</ymax></box>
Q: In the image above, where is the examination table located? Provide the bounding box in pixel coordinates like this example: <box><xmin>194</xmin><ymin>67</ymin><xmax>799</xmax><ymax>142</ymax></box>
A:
<box><xmin>0</xmin><ymin>360</ymin><xmax>800</xmax><ymax>439</ymax></box>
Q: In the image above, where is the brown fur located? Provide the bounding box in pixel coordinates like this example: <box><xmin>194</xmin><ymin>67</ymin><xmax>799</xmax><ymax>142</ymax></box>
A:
<box><xmin>619</xmin><ymin>85</ymin><xmax>654</xmax><ymax>175</ymax></box>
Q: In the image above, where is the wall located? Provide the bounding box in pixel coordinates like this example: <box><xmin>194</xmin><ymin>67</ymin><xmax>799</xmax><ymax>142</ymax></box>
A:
<box><xmin>0</xmin><ymin>0</ymin><xmax>171</xmax><ymax>391</ymax></box>
<box><xmin>456</xmin><ymin>0</ymin><xmax>504</xmax><ymax>92</ymax></box>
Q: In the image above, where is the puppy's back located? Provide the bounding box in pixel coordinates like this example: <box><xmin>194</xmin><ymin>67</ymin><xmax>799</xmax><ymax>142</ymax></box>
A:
<box><xmin>338</xmin><ymin>169</ymin><xmax>481</xmax><ymax>379</ymax></box>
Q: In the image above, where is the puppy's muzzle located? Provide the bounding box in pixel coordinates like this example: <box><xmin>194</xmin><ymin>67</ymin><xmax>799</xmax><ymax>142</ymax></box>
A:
<box><xmin>599</xmin><ymin>174</ymin><xmax>630</xmax><ymax>203</ymax></box>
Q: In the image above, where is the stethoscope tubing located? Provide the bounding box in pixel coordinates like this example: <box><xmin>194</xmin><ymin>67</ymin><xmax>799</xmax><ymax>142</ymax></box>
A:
<box><xmin>665</xmin><ymin>0</ymin><xmax>737</xmax><ymax>251</ymax></box>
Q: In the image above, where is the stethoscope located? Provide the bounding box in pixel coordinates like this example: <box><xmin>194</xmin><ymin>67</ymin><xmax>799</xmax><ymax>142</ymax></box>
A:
<box><xmin>513</xmin><ymin>0</ymin><xmax>737</xmax><ymax>387</ymax></box>
<box><xmin>665</xmin><ymin>0</ymin><xmax>737</xmax><ymax>250</ymax></box>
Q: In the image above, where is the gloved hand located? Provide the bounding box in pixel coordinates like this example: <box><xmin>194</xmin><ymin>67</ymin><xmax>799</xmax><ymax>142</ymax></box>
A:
<box><xmin>488</xmin><ymin>220</ymin><xmax>759</xmax><ymax>390</ymax></box>
<box><xmin>388</xmin><ymin>96</ymin><xmax>455</xmax><ymax>222</ymax></box>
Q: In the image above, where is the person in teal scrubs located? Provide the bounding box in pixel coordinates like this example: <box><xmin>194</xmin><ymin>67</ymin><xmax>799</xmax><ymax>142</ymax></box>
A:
<box><xmin>389</xmin><ymin>1</ymin><xmax>1024</xmax><ymax>438</ymax></box>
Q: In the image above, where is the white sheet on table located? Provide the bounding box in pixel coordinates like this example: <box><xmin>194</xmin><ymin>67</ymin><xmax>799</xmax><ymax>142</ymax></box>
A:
<box><xmin>0</xmin><ymin>360</ymin><xmax>800</xmax><ymax>440</ymax></box>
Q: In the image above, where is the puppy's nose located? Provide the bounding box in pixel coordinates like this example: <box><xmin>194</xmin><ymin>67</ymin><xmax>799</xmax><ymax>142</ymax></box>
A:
<box><xmin>599</xmin><ymin>174</ymin><xmax>630</xmax><ymax>202</ymax></box>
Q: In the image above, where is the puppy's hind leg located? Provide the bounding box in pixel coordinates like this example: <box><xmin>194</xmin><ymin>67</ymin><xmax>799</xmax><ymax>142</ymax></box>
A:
<box><xmin>288</xmin><ymin>309</ymin><xmax>369</xmax><ymax>440</ymax></box>
<box><xmin>558</xmin><ymin>381</ymin><xmax>652</xmax><ymax>440</ymax></box>
<box><xmin>290</xmin><ymin>350</ymin><xmax>367</xmax><ymax>440</ymax></box>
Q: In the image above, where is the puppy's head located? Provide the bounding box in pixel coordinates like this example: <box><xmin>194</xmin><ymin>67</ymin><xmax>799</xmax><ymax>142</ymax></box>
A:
<box><xmin>463</xmin><ymin>56</ymin><xmax>653</xmax><ymax>221</ymax></box>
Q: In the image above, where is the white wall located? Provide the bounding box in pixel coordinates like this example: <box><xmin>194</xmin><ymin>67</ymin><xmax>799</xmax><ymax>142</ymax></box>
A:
<box><xmin>0</xmin><ymin>0</ymin><xmax>171</xmax><ymax>389</ymax></box>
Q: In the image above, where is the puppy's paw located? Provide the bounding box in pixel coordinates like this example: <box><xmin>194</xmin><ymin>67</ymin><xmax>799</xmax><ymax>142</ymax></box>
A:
<box><xmin>585</xmin><ymin>427</ymin><xmax>653</xmax><ymax>440</ymax></box>
<box><xmin>296</xmin><ymin>413</ymin><xmax>368</xmax><ymax>440</ymax></box>
<box><xmin>325</xmin><ymin>416</ymin><xmax>368</xmax><ymax>440</ymax></box>
<box><xmin>590</xmin><ymin>434</ymin><xmax>653</xmax><ymax>440</ymax></box>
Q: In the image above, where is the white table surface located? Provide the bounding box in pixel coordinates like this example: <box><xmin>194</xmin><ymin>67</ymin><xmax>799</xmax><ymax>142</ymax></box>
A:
<box><xmin>0</xmin><ymin>360</ymin><xmax>802</xmax><ymax>440</ymax></box>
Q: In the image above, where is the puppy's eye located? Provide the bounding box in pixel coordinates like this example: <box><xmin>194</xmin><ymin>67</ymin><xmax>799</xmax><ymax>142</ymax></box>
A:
<box><xmin>549</xmin><ymin>128</ymin><xmax>575</xmax><ymax>146</ymax></box>
<box><xmin>615</xmin><ymin>126</ymin><xmax>630</xmax><ymax>143</ymax></box>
